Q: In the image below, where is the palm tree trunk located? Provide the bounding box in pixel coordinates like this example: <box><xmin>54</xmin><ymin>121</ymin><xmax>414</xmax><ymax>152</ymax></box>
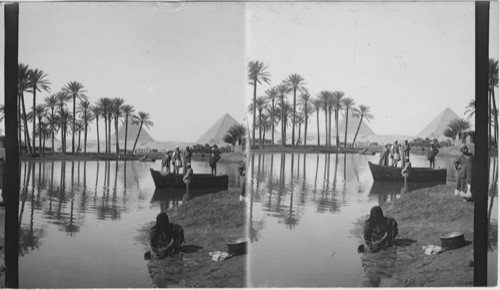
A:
<box><xmin>103</xmin><ymin>112</ymin><xmax>108</xmax><ymax>154</ymax></box>
<box><xmin>38</xmin><ymin>119</ymin><xmax>42</xmax><ymax>153</ymax></box>
<box><xmin>18</xmin><ymin>96</ymin><xmax>22</xmax><ymax>152</ymax></box>
<box><xmin>78</xmin><ymin>129</ymin><xmax>81</xmax><ymax>152</ymax></box>
<box><xmin>115</xmin><ymin>115</ymin><xmax>120</xmax><ymax>154</ymax></box>
<box><xmin>124</xmin><ymin>115</ymin><xmax>128</xmax><ymax>155</ymax></box>
<box><xmin>20</xmin><ymin>93</ymin><xmax>32</xmax><ymax>153</ymax></box>
<box><xmin>96</xmin><ymin>115</ymin><xmax>100</xmax><ymax>154</ymax></box>
<box><xmin>335</xmin><ymin>109</ymin><xmax>339</xmax><ymax>147</ymax></box>
<box><xmin>492</xmin><ymin>89</ymin><xmax>498</xmax><ymax>147</ymax></box>
<box><xmin>281</xmin><ymin>97</ymin><xmax>285</xmax><ymax>146</ymax></box>
<box><xmin>51</xmin><ymin>109</ymin><xmax>54</xmax><ymax>153</ymax></box>
<box><xmin>297</xmin><ymin>122</ymin><xmax>301</xmax><ymax>145</ymax></box>
<box><xmin>328</xmin><ymin>107</ymin><xmax>333</xmax><ymax>147</ymax></box>
<box><xmin>252</xmin><ymin>79</ymin><xmax>257</xmax><ymax>146</ymax></box>
<box><xmin>72</xmin><ymin>96</ymin><xmax>76</xmax><ymax>153</ymax></box>
<box><xmin>42</xmin><ymin>134</ymin><xmax>46</xmax><ymax>154</ymax></box>
<box><xmin>352</xmin><ymin>116</ymin><xmax>364</xmax><ymax>147</ymax></box>
<box><xmin>258</xmin><ymin>110</ymin><xmax>262</xmax><ymax>146</ymax></box>
<box><xmin>108</xmin><ymin>115</ymin><xmax>112</xmax><ymax>154</ymax></box>
<box><xmin>344</xmin><ymin>108</ymin><xmax>349</xmax><ymax>148</ymax></box>
<box><xmin>324</xmin><ymin>109</ymin><xmax>327</xmax><ymax>147</ymax></box>
<box><xmin>132</xmin><ymin>122</ymin><xmax>143</xmax><ymax>153</ymax></box>
<box><xmin>84</xmin><ymin>111</ymin><xmax>87</xmax><ymax>155</ymax></box>
<box><xmin>271</xmin><ymin>100</ymin><xmax>275</xmax><ymax>146</ymax></box>
<box><xmin>32</xmin><ymin>89</ymin><xmax>37</xmax><ymax>154</ymax></box>
<box><xmin>304</xmin><ymin>112</ymin><xmax>308</xmax><ymax>146</ymax></box>
<box><xmin>316</xmin><ymin>110</ymin><xmax>320</xmax><ymax>146</ymax></box>
<box><xmin>59</xmin><ymin>106</ymin><xmax>64</xmax><ymax>153</ymax></box>
<box><xmin>292</xmin><ymin>88</ymin><xmax>296</xmax><ymax>146</ymax></box>
<box><xmin>489</xmin><ymin>91</ymin><xmax>492</xmax><ymax>149</ymax></box>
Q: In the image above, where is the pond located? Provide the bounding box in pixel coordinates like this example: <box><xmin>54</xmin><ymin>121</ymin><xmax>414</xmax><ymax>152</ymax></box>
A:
<box><xmin>248</xmin><ymin>152</ymin><xmax>497</xmax><ymax>287</ymax></box>
<box><xmin>17</xmin><ymin>159</ymin><xmax>241</xmax><ymax>288</ymax></box>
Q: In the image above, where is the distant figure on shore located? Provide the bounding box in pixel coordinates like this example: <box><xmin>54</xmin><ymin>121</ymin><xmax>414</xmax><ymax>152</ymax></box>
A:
<box><xmin>209</xmin><ymin>147</ymin><xmax>221</xmax><ymax>176</ymax></box>
<box><xmin>147</xmin><ymin>212</ymin><xmax>184</xmax><ymax>259</ymax></box>
<box><xmin>379</xmin><ymin>144</ymin><xmax>391</xmax><ymax>166</ymax></box>
<box><xmin>454</xmin><ymin>145</ymin><xmax>473</xmax><ymax>200</ymax></box>
<box><xmin>402</xmin><ymin>140</ymin><xmax>411</xmax><ymax>166</ymax></box>
<box><xmin>183</xmin><ymin>146</ymin><xmax>192</xmax><ymax>174</ymax></box>
<box><xmin>401</xmin><ymin>157</ymin><xmax>411</xmax><ymax>182</ymax></box>
<box><xmin>390</xmin><ymin>140</ymin><xmax>400</xmax><ymax>167</ymax></box>
<box><xmin>172</xmin><ymin>147</ymin><xmax>183</xmax><ymax>174</ymax></box>
<box><xmin>161</xmin><ymin>150</ymin><xmax>172</xmax><ymax>174</ymax></box>
<box><xmin>238</xmin><ymin>157</ymin><xmax>246</xmax><ymax>201</ymax></box>
<box><xmin>427</xmin><ymin>141</ymin><xmax>439</xmax><ymax>170</ymax></box>
<box><xmin>360</xmin><ymin>206</ymin><xmax>398</xmax><ymax>253</ymax></box>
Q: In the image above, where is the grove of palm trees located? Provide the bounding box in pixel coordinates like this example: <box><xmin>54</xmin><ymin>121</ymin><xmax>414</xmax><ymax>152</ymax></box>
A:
<box><xmin>247</xmin><ymin>60</ymin><xmax>373</xmax><ymax>150</ymax></box>
<box><xmin>15</xmin><ymin>63</ymin><xmax>154</xmax><ymax>158</ymax></box>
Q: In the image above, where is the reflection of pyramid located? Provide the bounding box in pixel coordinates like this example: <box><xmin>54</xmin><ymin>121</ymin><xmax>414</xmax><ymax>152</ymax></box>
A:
<box><xmin>417</xmin><ymin>107</ymin><xmax>460</xmax><ymax>138</ymax></box>
<box><xmin>112</xmin><ymin>119</ymin><xmax>154</xmax><ymax>148</ymax></box>
<box><xmin>196</xmin><ymin>113</ymin><xmax>239</xmax><ymax>145</ymax></box>
<box><xmin>337</xmin><ymin>113</ymin><xmax>375</xmax><ymax>140</ymax></box>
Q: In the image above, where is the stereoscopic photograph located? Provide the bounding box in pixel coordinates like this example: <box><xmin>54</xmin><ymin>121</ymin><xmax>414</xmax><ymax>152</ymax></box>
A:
<box><xmin>0</xmin><ymin>0</ymin><xmax>498</xmax><ymax>288</ymax></box>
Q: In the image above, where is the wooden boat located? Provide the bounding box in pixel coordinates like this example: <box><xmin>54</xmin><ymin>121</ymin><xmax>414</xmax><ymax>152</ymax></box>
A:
<box><xmin>368</xmin><ymin>162</ymin><xmax>447</xmax><ymax>182</ymax></box>
<box><xmin>150</xmin><ymin>168</ymin><xmax>229</xmax><ymax>189</ymax></box>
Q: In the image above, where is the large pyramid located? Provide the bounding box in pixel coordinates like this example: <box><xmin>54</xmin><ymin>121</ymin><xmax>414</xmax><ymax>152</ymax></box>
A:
<box><xmin>196</xmin><ymin>113</ymin><xmax>239</xmax><ymax>145</ymax></box>
<box><xmin>111</xmin><ymin>119</ymin><xmax>155</xmax><ymax>148</ymax></box>
<box><xmin>417</xmin><ymin>107</ymin><xmax>460</xmax><ymax>138</ymax></box>
<box><xmin>337</xmin><ymin>113</ymin><xmax>375</xmax><ymax>140</ymax></box>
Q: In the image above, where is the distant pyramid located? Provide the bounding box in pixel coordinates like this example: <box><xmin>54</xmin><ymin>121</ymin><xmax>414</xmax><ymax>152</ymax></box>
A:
<box><xmin>417</xmin><ymin>107</ymin><xmax>460</xmax><ymax>138</ymax></box>
<box><xmin>196</xmin><ymin>113</ymin><xmax>239</xmax><ymax>145</ymax></box>
<box><xmin>337</xmin><ymin>113</ymin><xmax>375</xmax><ymax>140</ymax></box>
<box><xmin>112</xmin><ymin>119</ymin><xmax>155</xmax><ymax>148</ymax></box>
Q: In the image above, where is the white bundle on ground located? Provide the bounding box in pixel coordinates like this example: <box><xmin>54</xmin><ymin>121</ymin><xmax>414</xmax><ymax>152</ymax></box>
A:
<box><xmin>422</xmin><ymin>245</ymin><xmax>445</xmax><ymax>255</ymax></box>
<box><xmin>209</xmin><ymin>251</ymin><xmax>231</xmax><ymax>261</ymax></box>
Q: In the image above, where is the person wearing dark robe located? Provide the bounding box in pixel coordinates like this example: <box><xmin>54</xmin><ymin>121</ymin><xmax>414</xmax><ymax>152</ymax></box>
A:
<box><xmin>149</xmin><ymin>212</ymin><xmax>184</xmax><ymax>259</ymax></box>
<box><xmin>209</xmin><ymin>147</ymin><xmax>221</xmax><ymax>176</ymax></box>
<box><xmin>427</xmin><ymin>142</ymin><xmax>439</xmax><ymax>170</ymax></box>
<box><xmin>378</xmin><ymin>144</ymin><xmax>391</xmax><ymax>166</ymax></box>
<box><xmin>361</xmin><ymin>206</ymin><xmax>398</xmax><ymax>253</ymax></box>
<box><xmin>161</xmin><ymin>150</ymin><xmax>172</xmax><ymax>174</ymax></box>
<box><xmin>401</xmin><ymin>156</ymin><xmax>411</xmax><ymax>181</ymax></box>
<box><xmin>454</xmin><ymin>145</ymin><xmax>473</xmax><ymax>200</ymax></box>
<box><xmin>401</xmin><ymin>140</ymin><xmax>411</xmax><ymax>166</ymax></box>
<box><xmin>238</xmin><ymin>158</ymin><xmax>246</xmax><ymax>201</ymax></box>
<box><xmin>183</xmin><ymin>146</ymin><xmax>192</xmax><ymax>174</ymax></box>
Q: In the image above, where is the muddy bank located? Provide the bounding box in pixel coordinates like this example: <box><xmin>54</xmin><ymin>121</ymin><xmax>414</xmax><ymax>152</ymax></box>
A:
<box><xmin>363</xmin><ymin>184</ymin><xmax>474</xmax><ymax>286</ymax></box>
<box><xmin>140</xmin><ymin>189</ymin><xmax>246</xmax><ymax>287</ymax></box>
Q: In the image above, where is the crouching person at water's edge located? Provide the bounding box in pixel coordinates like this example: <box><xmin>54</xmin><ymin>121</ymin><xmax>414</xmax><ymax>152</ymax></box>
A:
<box><xmin>149</xmin><ymin>212</ymin><xmax>184</xmax><ymax>259</ymax></box>
<box><xmin>361</xmin><ymin>206</ymin><xmax>398</xmax><ymax>252</ymax></box>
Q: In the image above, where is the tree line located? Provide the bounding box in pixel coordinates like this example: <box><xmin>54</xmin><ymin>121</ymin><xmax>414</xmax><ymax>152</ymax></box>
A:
<box><xmin>248</xmin><ymin>60</ymin><xmax>373</xmax><ymax>148</ymax></box>
<box><xmin>12</xmin><ymin>63</ymin><xmax>154</xmax><ymax>156</ymax></box>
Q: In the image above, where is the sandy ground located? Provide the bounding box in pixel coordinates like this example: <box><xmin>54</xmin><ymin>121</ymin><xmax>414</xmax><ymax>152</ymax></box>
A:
<box><xmin>364</xmin><ymin>184</ymin><xmax>474</xmax><ymax>286</ymax></box>
<box><xmin>138</xmin><ymin>189</ymin><xmax>246</xmax><ymax>288</ymax></box>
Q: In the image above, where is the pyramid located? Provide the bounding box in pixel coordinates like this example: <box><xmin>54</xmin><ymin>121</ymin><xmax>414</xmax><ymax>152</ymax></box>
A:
<box><xmin>417</xmin><ymin>107</ymin><xmax>460</xmax><ymax>138</ymax></box>
<box><xmin>196</xmin><ymin>113</ymin><xmax>239</xmax><ymax>145</ymax></box>
<box><xmin>337</xmin><ymin>113</ymin><xmax>375</xmax><ymax>140</ymax></box>
<box><xmin>111</xmin><ymin>119</ymin><xmax>155</xmax><ymax>148</ymax></box>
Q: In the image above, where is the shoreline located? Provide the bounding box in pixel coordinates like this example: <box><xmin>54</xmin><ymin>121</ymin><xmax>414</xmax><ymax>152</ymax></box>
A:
<box><xmin>368</xmin><ymin>184</ymin><xmax>474</xmax><ymax>286</ymax></box>
<box><xmin>140</xmin><ymin>189</ymin><xmax>246</xmax><ymax>287</ymax></box>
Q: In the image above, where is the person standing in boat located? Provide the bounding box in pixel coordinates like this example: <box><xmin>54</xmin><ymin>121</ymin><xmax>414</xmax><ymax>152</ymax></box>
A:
<box><xmin>361</xmin><ymin>206</ymin><xmax>398</xmax><ymax>253</ymax></box>
<box><xmin>454</xmin><ymin>145</ymin><xmax>473</xmax><ymax>200</ymax></box>
<box><xmin>209</xmin><ymin>147</ymin><xmax>221</xmax><ymax>176</ymax></box>
<box><xmin>427</xmin><ymin>141</ymin><xmax>439</xmax><ymax>170</ymax></box>
<box><xmin>161</xmin><ymin>150</ymin><xmax>172</xmax><ymax>174</ymax></box>
<box><xmin>401</xmin><ymin>156</ymin><xmax>411</xmax><ymax>182</ymax></box>
<box><xmin>379</xmin><ymin>144</ymin><xmax>391</xmax><ymax>166</ymax></box>
<box><xmin>148</xmin><ymin>212</ymin><xmax>184</xmax><ymax>259</ymax></box>
<box><xmin>401</xmin><ymin>140</ymin><xmax>411</xmax><ymax>166</ymax></box>
<box><xmin>390</xmin><ymin>140</ymin><xmax>401</xmax><ymax>167</ymax></box>
<box><xmin>183</xmin><ymin>163</ymin><xmax>194</xmax><ymax>200</ymax></box>
<box><xmin>183</xmin><ymin>146</ymin><xmax>192</xmax><ymax>174</ymax></box>
<box><xmin>172</xmin><ymin>147</ymin><xmax>183</xmax><ymax>174</ymax></box>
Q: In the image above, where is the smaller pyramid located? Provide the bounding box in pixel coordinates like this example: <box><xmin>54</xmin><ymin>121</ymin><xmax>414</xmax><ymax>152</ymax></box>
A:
<box><xmin>337</xmin><ymin>113</ymin><xmax>375</xmax><ymax>140</ymax></box>
<box><xmin>417</xmin><ymin>107</ymin><xmax>460</xmax><ymax>138</ymax></box>
<box><xmin>196</xmin><ymin>114</ymin><xmax>239</xmax><ymax>145</ymax></box>
<box><xmin>111</xmin><ymin>119</ymin><xmax>155</xmax><ymax>148</ymax></box>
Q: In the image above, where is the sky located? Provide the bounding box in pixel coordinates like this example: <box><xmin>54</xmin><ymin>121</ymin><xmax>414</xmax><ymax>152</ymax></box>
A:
<box><xmin>247</xmin><ymin>1</ymin><xmax>499</xmax><ymax>136</ymax></box>
<box><xmin>0</xmin><ymin>2</ymin><xmax>498</xmax><ymax>141</ymax></box>
<box><xmin>13</xmin><ymin>2</ymin><xmax>247</xmax><ymax>142</ymax></box>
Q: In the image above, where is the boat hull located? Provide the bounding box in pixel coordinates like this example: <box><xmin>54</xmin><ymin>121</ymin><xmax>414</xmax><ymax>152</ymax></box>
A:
<box><xmin>150</xmin><ymin>168</ymin><xmax>229</xmax><ymax>189</ymax></box>
<box><xmin>368</xmin><ymin>162</ymin><xmax>447</xmax><ymax>182</ymax></box>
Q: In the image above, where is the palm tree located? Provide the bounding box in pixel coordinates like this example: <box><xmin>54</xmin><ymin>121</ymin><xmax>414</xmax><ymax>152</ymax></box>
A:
<box><xmin>318</xmin><ymin>91</ymin><xmax>330</xmax><ymax>146</ymax></box>
<box><xmin>223</xmin><ymin>124</ymin><xmax>246</xmax><ymax>146</ymax></box>
<box><xmin>56</xmin><ymin>108</ymin><xmax>72</xmax><ymax>152</ymax></box>
<box><xmin>296</xmin><ymin>112</ymin><xmax>305</xmax><ymax>145</ymax></box>
<box><xmin>341</xmin><ymin>97</ymin><xmax>355</xmax><ymax>148</ymax></box>
<box><xmin>97</xmin><ymin>98</ymin><xmax>112</xmax><ymax>154</ymax></box>
<box><xmin>352</xmin><ymin>105</ymin><xmax>374</xmax><ymax>147</ymax></box>
<box><xmin>276</xmin><ymin>100</ymin><xmax>293</xmax><ymax>143</ymax></box>
<box><xmin>131</xmin><ymin>112</ymin><xmax>153</xmax><ymax>154</ymax></box>
<box><xmin>444</xmin><ymin>118</ymin><xmax>471</xmax><ymax>141</ymax></box>
<box><xmin>18</xmin><ymin>63</ymin><xmax>32</xmax><ymax>153</ymax></box>
<box><xmin>121</xmin><ymin>105</ymin><xmax>135</xmax><ymax>155</ymax></box>
<box><xmin>78</xmin><ymin>100</ymin><xmax>92</xmax><ymax>154</ymax></box>
<box><xmin>299</xmin><ymin>92</ymin><xmax>311</xmax><ymax>146</ymax></box>
<box><xmin>55</xmin><ymin>92</ymin><xmax>70</xmax><ymax>153</ymax></box>
<box><xmin>332</xmin><ymin>91</ymin><xmax>345</xmax><ymax>147</ymax></box>
<box><xmin>28</xmin><ymin>68</ymin><xmax>50</xmax><ymax>154</ymax></box>
<box><xmin>312</xmin><ymin>98</ymin><xmax>322</xmax><ymax>146</ymax></box>
<box><xmin>44</xmin><ymin>95</ymin><xmax>58</xmax><ymax>153</ymax></box>
<box><xmin>489</xmin><ymin>58</ymin><xmax>499</xmax><ymax>147</ymax></box>
<box><xmin>90</xmin><ymin>105</ymin><xmax>103</xmax><ymax>154</ymax></box>
<box><xmin>248</xmin><ymin>96</ymin><xmax>267</xmax><ymax>146</ymax></box>
<box><xmin>277</xmin><ymin>83</ymin><xmax>291</xmax><ymax>146</ymax></box>
<box><xmin>465</xmin><ymin>99</ymin><xmax>475</xmax><ymax>120</ymax></box>
<box><xmin>112</xmin><ymin>98</ymin><xmax>125</xmax><ymax>153</ymax></box>
<box><xmin>248</xmin><ymin>61</ymin><xmax>271</xmax><ymax>146</ymax></box>
<box><xmin>74</xmin><ymin>120</ymin><xmax>85</xmax><ymax>152</ymax></box>
<box><xmin>62</xmin><ymin>81</ymin><xmax>87</xmax><ymax>153</ymax></box>
<box><xmin>265</xmin><ymin>87</ymin><xmax>279</xmax><ymax>145</ymax></box>
<box><xmin>34</xmin><ymin>105</ymin><xmax>46</xmax><ymax>153</ymax></box>
<box><xmin>284</xmin><ymin>74</ymin><xmax>306</xmax><ymax>146</ymax></box>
